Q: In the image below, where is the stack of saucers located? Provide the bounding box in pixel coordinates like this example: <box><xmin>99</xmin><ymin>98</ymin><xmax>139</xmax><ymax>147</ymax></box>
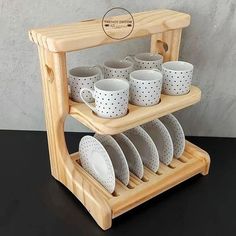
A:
<box><xmin>78</xmin><ymin>113</ymin><xmax>185</xmax><ymax>193</ymax></box>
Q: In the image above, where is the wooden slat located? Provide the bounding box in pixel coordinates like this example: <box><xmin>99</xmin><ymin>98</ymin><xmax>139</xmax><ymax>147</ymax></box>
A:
<box><xmin>115</xmin><ymin>180</ymin><xmax>129</xmax><ymax>195</ymax></box>
<box><xmin>129</xmin><ymin>173</ymin><xmax>143</xmax><ymax>186</ymax></box>
<box><xmin>178</xmin><ymin>156</ymin><xmax>189</xmax><ymax>163</ymax></box>
<box><xmin>143</xmin><ymin>167</ymin><xmax>156</xmax><ymax>180</ymax></box>
<box><xmin>169</xmin><ymin>158</ymin><xmax>184</xmax><ymax>168</ymax></box>
<box><xmin>69</xmin><ymin>86</ymin><xmax>201</xmax><ymax>135</ymax></box>
<box><xmin>29</xmin><ymin>9</ymin><xmax>190</xmax><ymax>52</ymax></box>
<box><xmin>159</xmin><ymin>162</ymin><xmax>173</xmax><ymax>173</ymax></box>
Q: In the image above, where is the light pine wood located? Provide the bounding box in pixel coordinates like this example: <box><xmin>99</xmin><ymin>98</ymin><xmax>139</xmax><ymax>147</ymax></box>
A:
<box><xmin>69</xmin><ymin>86</ymin><xmax>201</xmax><ymax>135</ymax></box>
<box><xmin>38</xmin><ymin>47</ymin><xmax>112</xmax><ymax>230</ymax></box>
<box><xmin>185</xmin><ymin>140</ymin><xmax>211</xmax><ymax>175</ymax></box>
<box><xmin>29</xmin><ymin>9</ymin><xmax>210</xmax><ymax>230</ymax></box>
<box><xmin>29</xmin><ymin>9</ymin><xmax>190</xmax><ymax>52</ymax></box>
<box><xmin>71</xmin><ymin>141</ymin><xmax>210</xmax><ymax>219</ymax></box>
<box><xmin>151</xmin><ymin>29</ymin><xmax>182</xmax><ymax>61</ymax></box>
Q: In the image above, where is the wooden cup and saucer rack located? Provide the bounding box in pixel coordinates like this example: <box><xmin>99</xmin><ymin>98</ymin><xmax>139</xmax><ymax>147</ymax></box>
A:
<box><xmin>29</xmin><ymin>9</ymin><xmax>210</xmax><ymax>230</ymax></box>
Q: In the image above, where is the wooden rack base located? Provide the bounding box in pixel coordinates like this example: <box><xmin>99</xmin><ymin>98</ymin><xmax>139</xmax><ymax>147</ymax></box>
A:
<box><xmin>55</xmin><ymin>140</ymin><xmax>210</xmax><ymax>230</ymax></box>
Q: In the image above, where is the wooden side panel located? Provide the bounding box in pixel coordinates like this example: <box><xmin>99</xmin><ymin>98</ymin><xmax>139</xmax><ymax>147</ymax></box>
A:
<box><xmin>150</xmin><ymin>29</ymin><xmax>182</xmax><ymax>61</ymax></box>
<box><xmin>38</xmin><ymin>47</ymin><xmax>112</xmax><ymax>230</ymax></box>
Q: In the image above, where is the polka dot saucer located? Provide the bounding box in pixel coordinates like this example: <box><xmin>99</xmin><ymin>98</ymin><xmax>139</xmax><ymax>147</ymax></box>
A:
<box><xmin>94</xmin><ymin>134</ymin><xmax>130</xmax><ymax>186</ymax></box>
<box><xmin>142</xmin><ymin>119</ymin><xmax>174</xmax><ymax>165</ymax></box>
<box><xmin>124</xmin><ymin>126</ymin><xmax>159</xmax><ymax>172</ymax></box>
<box><xmin>113</xmin><ymin>133</ymin><xmax>144</xmax><ymax>179</ymax></box>
<box><xmin>79</xmin><ymin>136</ymin><xmax>115</xmax><ymax>193</ymax></box>
<box><xmin>160</xmin><ymin>114</ymin><xmax>185</xmax><ymax>158</ymax></box>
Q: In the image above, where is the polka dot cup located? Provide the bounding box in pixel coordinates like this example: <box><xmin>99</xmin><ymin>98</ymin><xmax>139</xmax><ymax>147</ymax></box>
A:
<box><xmin>80</xmin><ymin>79</ymin><xmax>129</xmax><ymax>119</ymax></box>
<box><xmin>162</xmin><ymin>61</ymin><xmax>194</xmax><ymax>95</ymax></box>
<box><xmin>69</xmin><ymin>66</ymin><xmax>102</xmax><ymax>102</ymax></box>
<box><xmin>129</xmin><ymin>69</ymin><xmax>163</xmax><ymax>107</ymax></box>
<box><xmin>125</xmin><ymin>53</ymin><xmax>163</xmax><ymax>70</ymax></box>
<box><xmin>103</xmin><ymin>59</ymin><xmax>133</xmax><ymax>80</ymax></box>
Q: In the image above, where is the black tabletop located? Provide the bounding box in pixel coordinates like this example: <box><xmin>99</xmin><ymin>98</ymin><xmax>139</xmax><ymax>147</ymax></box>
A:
<box><xmin>0</xmin><ymin>130</ymin><xmax>235</xmax><ymax>236</ymax></box>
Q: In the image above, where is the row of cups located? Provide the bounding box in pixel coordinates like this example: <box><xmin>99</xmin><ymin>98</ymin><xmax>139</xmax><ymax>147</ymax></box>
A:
<box><xmin>69</xmin><ymin>52</ymin><xmax>194</xmax><ymax>119</ymax></box>
<box><xmin>79</xmin><ymin>113</ymin><xmax>185</xmax><ymax>193</ymax></box>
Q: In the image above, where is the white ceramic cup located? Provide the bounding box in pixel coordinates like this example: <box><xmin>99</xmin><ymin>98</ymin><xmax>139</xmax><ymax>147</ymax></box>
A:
<box><xmin>125</xmin><ymin>53</ymin><xmax>163</xmax><ymax>70</ymax></box>
<box><xmin>68</xmin><ymin>66</ymin><xmax>102</xmax><ymax>102</ymax></box>
<box><xmin>102</xmin><ymin>59</ymin><xmax>133</xmax><ymax>80</ymax></box>
<box><xmin>162</xmin><ymin>61</ymin><xmax>194</xmax><ymax>95</ymax></box>
<box><xmin>129</xmin><ymin>69</ymin><xmax>163</xmax><ymax>106</ymax></box>
<box><xmin>80</xmin><ymin>79</ymin><xmax>130</xmax><ymax>119</ymax></box>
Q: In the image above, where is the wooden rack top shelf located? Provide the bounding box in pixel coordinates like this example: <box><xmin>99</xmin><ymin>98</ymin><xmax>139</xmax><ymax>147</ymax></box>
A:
<box><xmin>28</xmin><ymin>9</ymin><xmax>190</xmax><ymax>52</ymax></box>
<box><xmin>69</xmin><ymin>86</ymin><xmax>201</xmax><ymax>135</ymax></box>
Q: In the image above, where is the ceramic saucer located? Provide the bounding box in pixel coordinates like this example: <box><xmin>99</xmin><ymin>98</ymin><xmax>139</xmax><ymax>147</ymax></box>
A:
<box><xmin>94</xmin><ymin>134</ymin><xmax>130</xmax><ymax>186</ymax></box>
<box><xmin>113</xmin><ymin>133</ymin><xmax>144</xmax><ymax>179</ymax></box>
<box><xmin>160</xmin><ymin>114</ymin><xmax>185</xmax><ymax>158</ymax></box>
<box><xmin>142</xmin><ymin>119</ymin><xmax>174</xmax><ymax>165</ymax></box>
<box><xmin>79</xmin><ymin>135</ymin><xmax>115</xmax><ymax>193</ymax></box>
<box><xmin>124</xmin><ymin>126</ymin><xmax>159</xmax><ymax>172</ymax></box>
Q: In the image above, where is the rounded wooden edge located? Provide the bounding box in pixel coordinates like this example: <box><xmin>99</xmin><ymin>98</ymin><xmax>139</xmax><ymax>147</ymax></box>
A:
<box><xmin>29</xmin><ymin>9</ymin><xmax>191</xmax><ymax>53</ymax></box>
<box><xmin>69</xmin><ymin>86</ymin><xmax>201</xmax><ymax>135</ymax></box>
<box><xmin>57</xmin><ymin>155</ymin><xmax>112</xmax><ymax>230</ymax></box>
<box><xmin>185</xmin><ymin>140</ymin><xmax>210</xmax><ymax>175</ymax></box>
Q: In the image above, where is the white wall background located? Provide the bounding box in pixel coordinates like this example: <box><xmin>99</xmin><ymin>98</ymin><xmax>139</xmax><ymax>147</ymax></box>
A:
<box><xmin>0</xmin><ymin>0</ymin><xmax>236</xmax><ymax>137</ymax></box>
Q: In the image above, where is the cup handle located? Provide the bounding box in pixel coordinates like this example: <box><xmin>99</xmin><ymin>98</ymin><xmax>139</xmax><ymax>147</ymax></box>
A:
<box><xmin>93</xmin><ymin>65</ymin><xmax>104</xmax><ymax>80</ymax></box>
<box><xmin>68</xmin><ymin>84</ymin><xmax>71</xmax><ymax>97</ymax></box>
<box><xmin>67</xmin><ymin>78</ymin><xmax>72</xmax><ymax>97</ymax></box>
<box><xmin>151</xmin><ymin>68</ymin><xmax>161</xmax><ymax>73</ymax></box>
<box><xmin>124</xmin><ymin>55</ymin><xmax>135</xmax><ymax>63</ymax></box>
<box><xmin>80</xmin><ymin>88</ymin><xmax>96</xmax><ymax>112</ymax></box>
